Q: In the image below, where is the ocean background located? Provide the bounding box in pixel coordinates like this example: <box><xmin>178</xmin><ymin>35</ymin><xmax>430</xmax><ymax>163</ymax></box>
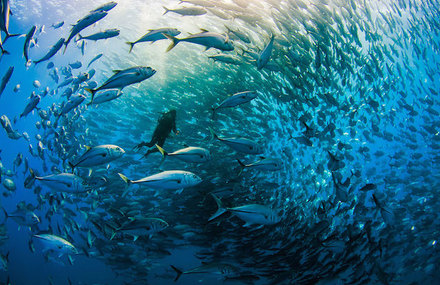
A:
<box><xmin>1</xmin><ymin>0</ymin><xmax>440</xmax><ymax>284</ymax></box>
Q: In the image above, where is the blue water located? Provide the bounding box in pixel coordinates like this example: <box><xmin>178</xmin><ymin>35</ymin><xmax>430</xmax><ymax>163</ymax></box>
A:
<box><xmin>1</xmin><ymin>0</ymin><xmax>440</xmax><ymax>284</ymax></box>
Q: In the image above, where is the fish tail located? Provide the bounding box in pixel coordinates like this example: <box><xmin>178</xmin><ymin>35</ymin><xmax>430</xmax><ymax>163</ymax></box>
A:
<box><xmin>163</xmin><ymin>33</ymin><xmax>179</xmax><ymax>52</ymax></box>
<box><xmin>3</xmin><ymin>33</ymin><xmax>20</xmax><ymax>43</ymax></box>
<box><xmin>208</xmin><ymin>194</ymin><xmax>227</xmax><ymax>222</ymax></box>
<box><xmin>155</xmin><ymin>144</ymin><xmax>168</xmax><ymax>158</ymax></box>
<box><xmin>25</xmin><ymin>59</ymin><xmax>32</xmax><ymax>68</ymax></box>
<box><xmin>84</xmin><ymin>88</ymin><xmax>96</xmax><ymax>104</ymax></box>
<box><xmin>1</xmin><ymin>207</ymin><xmax>9</xmax><ymax>222</ymax></box>
<box><xmin>236</xmin><ymin>159</ymin><xmax>246</xmax><ymax>176</ymax></box>
<box><xmin>63</xmin><ymin>41</ymin><xmax>68</xmax><ymax>54</ymax></box>
<box><xmin>68</xmin><ymin>162</ymin><xmax>76</xmax><ymax>173</ymax></box>
<box><xmin>208</xmin><ymin>127</ymin><xmax>218</xmax><ymax>142</ymax></box>
<box><xmin>162</xmin><ymin>6</ymin><xmax>170</xmax><ymax>15</ymax></box>
<box><xmin>126</xmin><ymin>42</ymin><xmax>135</xmax><ymax>53</ymax></box>
<box><xmin>170</xmin><ymin>265</ymin><xmax>183</xmax><ymax>282</ymax></box>
<box><xmin>118</xmin><ymin>173</ymin><xmax>132</xmax><ymax>185</ymax></box>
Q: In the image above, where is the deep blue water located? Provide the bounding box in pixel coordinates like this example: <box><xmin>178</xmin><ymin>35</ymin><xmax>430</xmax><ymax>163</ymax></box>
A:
<box><xmin>1</xmin><ymin>0</ymin><xmax>440</xmax><ymax>284</ymax></box>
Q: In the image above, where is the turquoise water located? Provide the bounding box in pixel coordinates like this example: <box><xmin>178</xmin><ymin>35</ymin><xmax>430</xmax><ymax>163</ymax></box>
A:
<box><xmin>1</xmin><ymin>0</ymin><xmax>440</xmax><ymax>284</ymax></box>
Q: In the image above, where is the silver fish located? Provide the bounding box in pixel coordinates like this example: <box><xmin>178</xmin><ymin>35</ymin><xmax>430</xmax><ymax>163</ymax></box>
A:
<box><xmin>163</xmin><ymin>6</ymin><xmax>207</xmax><ymax>16</ymax></box>
<box><xmin>85</xmin><ymin>66</ymin><xmax>156</xmax><ymax>104</ymax></box>
<box><xmin>78</xmin><ymin>29</ymin><xmax>120</xmax><ymax>41</ymax></box>
<box><xmin>33</xmin><ymin>234</ymin><xmax>77</xmax><ymax>255</ymax></box>
<box><xmin>212</xmin><ymin>91</ymin><xmax>257</xmax><ymax>115</ymax></box>
<box><xmin>34</xmin><ymin>38</ymin><xmax>65</xmax><ymax>65</ymax></box>
<box><xmin>87</xmin><ymin>53</ymin><xmax>103</xmax><ymax>68</ymax></box>
<box><xmin>34</xmin><ymin>173</ymin><xmax>88</xmax><ymax>193</ymax></box>
<box><xmin>165</xmin><ymin>30</ymin><xmax>233</xmax><ymax>52</ymax></box>
<box><xmin>111</xmin><ymin>217</ymin><xmax>169</xmax><ymax>241</ymax></box>
<box><xmin>87</xmin><ymin>89</ymin><xmax>122</xmax><ymax>105</ymax></box>
<box><xmin>210</xmin><ymin>129</ymin><xmax>263</xmax><ymax>154</ymax></box>
<box><xmin>23</xmin><ymin>25</ymin><xmax>36</xmax><ymax>66</ymax></box>
<box><xmin>90</xmin><ymin>1</ymin><xmax>117</xmax><ymax>13</ymax></box>
<box><xmin>0</xmin><ymin>66</ymin><xmax>13</xmax><ymax>97</ymax></box>
<box><xmin>20</xmin><ymin>94</ymin><xmax>40</xmax><ymax>118</ymax></box>
<box><xmin>257</xmin><ymin>34</ymin><xmax>275</xmax><ymax>70</ymax></box>
<box><xmin>118</xmin><ymin>170</ymin><xmax>202</xmax><ymax>190</ymax></box>
<box><xmin>126</xmin><ymin>28</ymin><xmax>180</xmax><ymax>53</ymax></box>
<box><xmin>68</xmin><ymin>144</ymin><xmax>125</xmax><ymax>169</ymax></box>
<box><xmin>156</xmin><ymin>144</ymin><xmax>211</xmax><ymax>163</ymax></box>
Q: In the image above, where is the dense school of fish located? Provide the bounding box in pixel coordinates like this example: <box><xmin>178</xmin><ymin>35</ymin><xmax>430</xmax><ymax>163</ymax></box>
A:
<box><xmin>1</xmin><ymin>0</ymin><xmax>440</xmax><ymax>284</ymax></box>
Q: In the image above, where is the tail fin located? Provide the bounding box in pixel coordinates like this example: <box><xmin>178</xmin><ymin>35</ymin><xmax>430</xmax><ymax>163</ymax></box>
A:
<box><xmin>208</xmin><ymin>194</ymin><xmax>227</xmax><ymax>222</ymax></box>
<box><xmin>162</xmin><ymin>6</ymin><xmax>170</xmax><ymax>15</ymax></box>
<box><xmin>209</xmin><ymin>127</ymin><xmax>219</xmax><ymax>142</ymax></box>
<box><xmin>84</xmin><ymin>88</ymin><xmax>97</xmax><ymax>105</ymax></box>
<box><xmin>170</xmin><ymin>265</ymin><xmax>183</xmax><ymax>282</ymax></box>
<box><xmin>236</xmin><ymin>159</ymin><xmax>246</xmax><ymax>176</ymax></box>
<box><xmin>118</xmin><ymin>173</ymin><xmax>132</xmax><ymax>185</ymax></box>
<box><xmin>76</xmin><ymin>34</ymin><xmax>83</xmax><ymax>42</ymax></box>
<box><xmin>155</xmin><ymin>144</ymin><xmax>168</xmax><ymax>158</ymax></box>
<box><xmin>163</xmin><ymin>33</ymin><xmax>179</xmax><ymax>52</ymax></box>
<box><xmin>68</xmin><ymin>162</ymin><xmax>75</xmax><ymax>173</ymax></box>
<box><xmin>2</xmin><ymin>207</ymin><xmax>9</xmax><ymax>222</ymax></box>
<box><xmin>126</xmin><ymin>42</ymin><xmax>135</xmax><ymax>53</ymax></box>
<box><xmin>4</xmin><ymin>33</ymin><xmax>20</xmax><ymax>43</ymax></box>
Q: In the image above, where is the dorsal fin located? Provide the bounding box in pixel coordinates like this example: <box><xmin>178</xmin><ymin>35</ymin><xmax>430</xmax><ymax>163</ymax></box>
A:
<box><xmin>112</xmin><ymin>70</ymin><xmax>121</xmax><ymax>74</ymax></box>
<box><xmin>84</xmin><ymin>145</ymin><xmax>92</xmax><ymax>151</ymax></box>
<box><xmin>200</xmin><ymin>28</ymin><xmax>209</xmax><ymax>33</ymax></box>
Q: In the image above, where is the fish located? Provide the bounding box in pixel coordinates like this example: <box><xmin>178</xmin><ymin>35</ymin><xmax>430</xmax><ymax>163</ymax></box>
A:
<box><xmin>87</xmin><ymin>89</ymin><xmax>122</xmax><ymax>105</ymax></box>
<box><xmin>23</xmin><ymin>25</ymin><xmax>37</xmax><ymax>66</ymax></box>
<box><xmin>34</xmin><ymin>173</ymin><xmax>88</xmax><ymax>193</ymax></box>
<box><xmin>0</xmin><ymin>66</ymin><xmax>13</xmax><ymax>97</ymax></box>
<box><xmin>34</xmin><ymin>38</ymin><xmax>65</xmax><ymax>65</ymax></box>
<box><xmin>208</xmin><ymin>54</ymin><xmax>242</xmax><ymax>65</ymax></box>
<box><xmin>69</xmin><ymin>61</ymin><xmax>82</xmax><ymax>69</ymax></box>
<box><xmin>236</xmin><ymin>157</ymin><xmax>283</xmax><ymax>175</ymax></box>
<box><xmin>162</xmin><ymin>6</ymin><xmax>207</xmax><ymax>16</ymax></box>
<box><xmin>2</xmin><ymin>179</ymin><xmax>15</xmax><ymax>191</ymax></box>
<box><xmin>126</xmin><ymin>28</ymin><xmax>180</xmax><ymax>53</ymax></box>
<box><xmin>110</xmin><ymin>217</ymin><xmax>169</xmax><ymax>241</ymax></box>
<box><xmin>20</xmin><ymin>94</ymin><xmax>40</xmax><ymax>118</ymax></box>
<box><xmin>225</xmin><ymin>25</ymin><xmax>251</xmax><ymax>43</ymax></box>
<box><xmin>257</xmin><ymin>34</ymin><xmax>275</xmax><ymax>70</ymax></box>
<box><xmin>170</xmin><ymin>263</ymin><xmax>239</xmax><ymax>282</ymax></box>
<box><xmin>58</xmin><ymin>94</ymin><xmax>86</xmax><ymax>116</ymax></box>
<box><xmin>164</xmin><ymin>30</ymin><xmax>234</xmax><ymax>52</ymax></box>
<box><xmin>87</xmin><ymin>53</ymin><xmax>103</xmax><ymax>68</ymax></box>
<box><xmin>210</xmin><ymin>128</ymin><xmax>263</xmax><ymax>154</ymax></box>
<box><xmin>0</xmin><ymin>115</ymin><xmax>21</xmax><ymax>139</ymax></box>
<box><xmin>90</xmin><ymin>1</ymin><xmax>117</xmax><ymax>13</ymax></box>
<box><xmin>51</xmin><ymin>21</ymin><xmax>64</xmax><ymax>29</ymax></box>
<box><xmin>209</xmin><ymin>194</ymin><xmax>281</xmax><ymax>226</ymax></box>
<box><xmin>0</xmin><ymin>0</ymin><xmax>19</xmax><ymax>42</ymax></box>
<box><xmin>212</xmin><ymin>91</ymin><xmax>257</xmax><ymax>116</ymax></box>
<box><xmin>118</xmin><ymin>170</ymin><xmax>202</xmax><ymax>190</ymax></box>
<box><xmin>84</xmin><ymin>66</ymin><xmax>156</xmax><ymax>104</ymax></box>
<box><xmin>2</xmin><ymin>207</ymin><xmax>40</xmax><ymax>227</ymax></box>
<box><xmin>64</xmin><ymin>11</ymin><xmax>108</xmax><ymax>52</ymax></box>
<box><xmin>33</xmin><ymin>234</ymin><xmax>78</xmax><ymax>255</ymax></box>
<box><xmin>156</xmin><ymin>144</ymin><xmax>211</xmax><ymax>163</ymax></box>
<box><xmin>68</xmin><ymin>144</ymin><xmax>125</xmax><ymax>170</ymax></box>
<box><xmin>78</xmin><ymin>29</ymin><xmax>120</xmax><ymax>41</ymax></box>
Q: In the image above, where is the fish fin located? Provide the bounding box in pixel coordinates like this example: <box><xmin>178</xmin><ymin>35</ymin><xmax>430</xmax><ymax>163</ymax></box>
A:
<box><xmin>77</xmin><ymin>34</ymin><xmax>83</xmax><ymax>41</ymax></box>
<box><xmin>133</xmin><ymin>235</ymin><xmax>139</xmax><ymax>242</ymax></box>
<box><xmin>112</xmin><ymin>69</ymin><xmax>122</xmax><ymax>73</ymax></box>
<box><xmin>236</xmin><ymin>159</ymin><xmax>246</xmax><ymax>176</ymax></box>
<box><xmin>3</xmin><ymin>33</ymin><xmax>20</xmax><ymax>43</ymax></box>
<box><xmin>175</xmin><ymin>188</ymin><xmax>184</xmax><ymax>194</ymax></box>
<box><xmin>243</xmin><ymin>222</ymin><xmax>252</xmax><ymax>227</ymax></box>
<box><xmin>208</xmin><ymin>127</ymin><xmax>219</xmax><ymax>142</ymax></box>
<box><xmin>84</xmin><ymin>145</ymin><xmax>92</xmax><ymax>151</ymax></box>
<box><xmin>163</xmin><ymin>33</ymin><xmax>179</xmax><ymax>52</ymax></box>
<box><xmin>68</xmin><ymin>162</ymin><xmax>76</xmax><ymax>173</ymax></box>
<box><xmin>126</xmin><ymin>42</ymin><xmax>135</xmax><ymax>53</ymax></box>
<box><xmin>84</xmin><ymin>88</ymin><xmax>96</xmax><ymax>104</ymax></box>
<box><xmin>118</xmin><ymin>173</ymin><xmax>132</xmax><ymax>185</ymax></box>
<box><xmin>208</xmin><ymin>194</ymin><xmax>227</xmax><ymax>222</ymax></box>
<box><xmin>170</xmin><ymin>265</ymin><xmax>183</xmax><ymax>282</ymax></box>
<box><xmin>1</xmin><ymin>207</ymin><xmax>9</xmax><ymax>222</ymax></box>
<box><xmin>200</xmin><ymin>28</ymin><xmax>209</xmax><ymax>32</ymax></box>
<box><xmin>162</xmin><ymin>6</ymin><xmax>170</xmax><ymax>15</ymax></box>
<box><xmin>155</xmin><ymin>144</ymin><xmax>168</xmax><ymax>157</ymax></box>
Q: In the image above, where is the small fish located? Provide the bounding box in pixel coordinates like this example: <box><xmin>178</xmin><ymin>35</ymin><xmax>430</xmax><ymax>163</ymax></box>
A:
<box><xmin>164</xmin><ymin>30</ymin><xmax>233</xmax><ymax>52</ymax></box>
<box><xmin>87</xmin><ymin>53</ymin><xmax>103</xmax><ymax>68</ymax></box>
<box><xmin>126</xmin><ymin>28</ymin><xmax>180</xmax><ymax>53</ymax></box>
<box><xmin>90</xmin><ymin>1</ymin><xmax>117</xmax><ymax>13</ymax></box>
<box><xmin>2</xmin><ymin>207</ymin><xmax>40</xmax><ymax>226</ymax></box>
<box><xmin>13</xmin><ymin>84</ymin><xmax>20</xmax><ymax>92</ymax></box>
<box><xmin>360</xmin><ymin>183</ymin><xmax>377</xmax><ymax>191</ymax></box>
<box><xmin>33</xmin><ymin>80</ymin><xmax>40</xmax><ymax>88</ymax></box>
<box><xmin>84</xmin><ymin>66</ymin><xmax>156</xmax><ymax>104</ymax></box>
<box><xmin>58</xmin><ymin>94</ymin><xmax>85</xmax><ymax>116</ymax></box>
<box><xmin>156</xmin><ymin>144</ymin><xmax>211</xmax><ymax>163</ymax></box>
<box><xmin>163</xmin><ymin>6</ymin><xmax>207</xmax><ymax>16</ymax></box>
<box><xmin>87</xmin><ymin>89</ymin><xmax>122</xmax><ymax>105</ymax></box>
<box><xmin>208</xmin><ymin>53</ymin><xmax>242</xmax><ymax>65</ymax></box>
<box><xmin>23</xmin><ymin>25</ymin><xmax>37</xmax><ymax>66</ymax></box>
<box><xmin>118</xmin><ymin>170</ymin><xmax>202</xmax><ymax>190</ymax></box>
<box><xmin>51</xmin><ymin>21</ymin><xmax>64</xmax><ymax>29</ymax></box>
<box><xmin>64</xmin><ymin>11</ymin><xmax>108</xmax><ymax>52</ymax></box>
<box><xmin>0</xmin><ymin>66</ymin><xmax>13</xmax><ymax>97</ymax></box>
<box><xmin>69</xmin><ymin>61</ymin><xmax>82</xmax><ymax>69</ymax></box>
<box><xmin>33</xmin><ymin>234</ymin><xmax>78</xmax><ymax>255</ymax></box>
<box><xmin>236</xmin><ymin>157</ymin><xmax>283</xmax><ymax>175</ymax></box>
<box><xmin>170</xmin><ymin>263</ymin><xmax>239</xmax><ymax>282</ymax></box>
<box><xmin>210</xmin><ymin>128</ymin><xmax>263</xmax><ymax>154</ymax></box>
<box><xmin>257</xmin><ymin>34</ymin><xmax>275</xmax><ymax>70</ymax></box>
<box><xmin>209</xmin><ymin>194</ymin><xmax>280</xmax><ymax>226</ymax></box>
<box><xmin>2</xmin><ymin>179</ymin><xmax>16</xmax><ymax>191</ymax></box>
<box><xmin>212</xmin><ymin>91</ymin><xmax>257</xmax><ymax>116</ymax></box>
<box><xmin>78</xmin><ymin>29</ymin><xmax>120</xmax><ymax>41</ymax></box>
<box><xmin>0</xmin><ymin>0</ymin><xmax>19</xmax><ymax>42</ymax></box>
<box><xmin>34</xmin><ymin>38</ymin><xmax>65</xmax><ymax>65</ymax></box>
<box><xmin>20</xmin><ymin>94</ymin><xmax>40</xmax><ymax>118</ymax></box>
<box><xmin>68</xmin><ymin>144</ymin><xmax>125</xmax><ymax>170</ymax></box>
<box><xmin>34</xmin><ymin>173</ymin><xmax>88</xmax><ymax>193</ymax></box>
<box><xmin>110</xmin><ymin>217</ymin><xmax>169</xmax><ymax>241</ymax></box>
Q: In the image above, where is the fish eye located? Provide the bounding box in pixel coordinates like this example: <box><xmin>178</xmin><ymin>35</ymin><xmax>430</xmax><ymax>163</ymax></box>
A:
<box><xmin>177</xmin><ymin>180</ymin><xmax>181</xmax><ymax>184</ymax></box>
